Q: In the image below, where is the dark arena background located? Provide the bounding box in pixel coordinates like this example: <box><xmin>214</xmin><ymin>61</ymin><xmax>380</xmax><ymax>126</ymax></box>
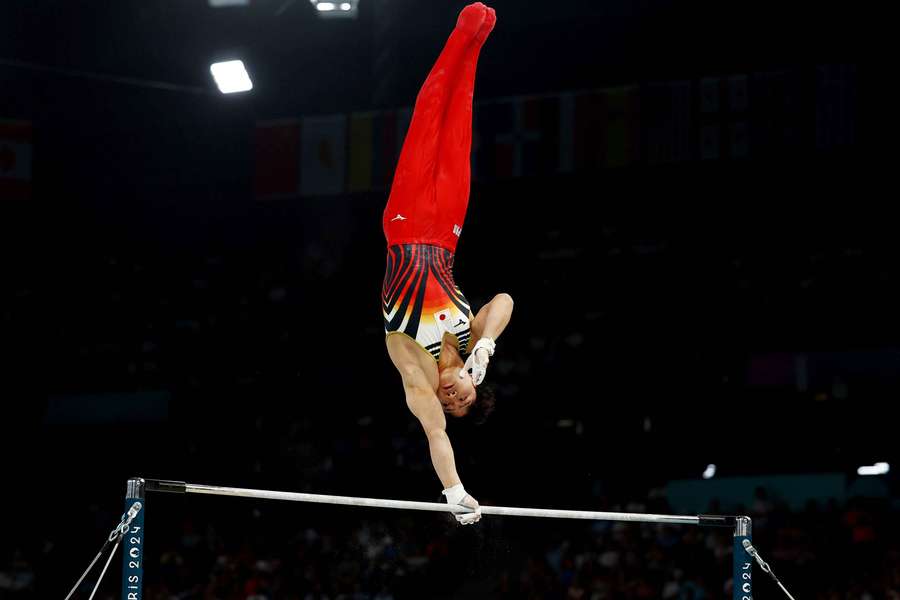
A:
<box><xmin>2</xmin><ymin>1</ymin><xmax>890</xmax><ymax>599</ymax></box>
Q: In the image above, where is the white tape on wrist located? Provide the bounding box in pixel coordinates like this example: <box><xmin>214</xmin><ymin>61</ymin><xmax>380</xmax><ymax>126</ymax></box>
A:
<box><xmin>472</xmin><ymin>337</ymin><xmax>495</xmax><ymax>357</ymax></box>
<box><xmin>442</xmin><ymin>483</ymin><xmax>468</xmax><ymax>505</ymax></box>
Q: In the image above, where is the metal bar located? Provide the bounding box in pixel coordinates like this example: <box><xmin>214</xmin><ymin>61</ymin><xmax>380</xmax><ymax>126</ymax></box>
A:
<box><xmin>179</xmin><ymin>482</ymin><xmax>705</xmax><ymax>526</ymax></box>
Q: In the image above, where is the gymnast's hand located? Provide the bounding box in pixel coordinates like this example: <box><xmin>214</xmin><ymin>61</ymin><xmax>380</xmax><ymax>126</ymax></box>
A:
<box><xmin>442</xmin><ymin>483</ymin><xmax>482</xmax><ymax>525</ymax></box>
<box><xmin>461</xmin><ymin>337</ymin><xmax>495</xmax><ymax>386</ymax></box>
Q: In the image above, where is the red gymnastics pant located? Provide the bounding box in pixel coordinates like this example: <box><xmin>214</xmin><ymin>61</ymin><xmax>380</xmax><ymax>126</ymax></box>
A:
<box><xmin>382</xmin><ymin>4</ymin><xmax>494</xmax><ymax>254</ymax></box>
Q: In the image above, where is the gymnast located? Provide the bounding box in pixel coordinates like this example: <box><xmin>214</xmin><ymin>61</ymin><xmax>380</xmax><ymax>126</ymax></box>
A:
<box><xmin>382</xmin><ymin>3</ymin><xmax>513</xmax><ymax>525</ymax></box>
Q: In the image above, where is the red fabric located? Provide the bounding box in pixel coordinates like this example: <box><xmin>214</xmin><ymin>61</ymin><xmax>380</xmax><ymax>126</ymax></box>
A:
<box><xmin>383</xmin><ymin>3</ymin><xmax>495</xmax><ymax>253</ymax></box>
<box><xmin>254</xmin><ymin>121</ymin><xmax>300</xmax><ymax>199</ymax></box>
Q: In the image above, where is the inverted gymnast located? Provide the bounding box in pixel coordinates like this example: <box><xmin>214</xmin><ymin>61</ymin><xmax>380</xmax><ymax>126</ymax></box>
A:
<box><xmin>382</xmin><ymin>3</ymin><xmax>513</xmax><ymax>525</ymax></box>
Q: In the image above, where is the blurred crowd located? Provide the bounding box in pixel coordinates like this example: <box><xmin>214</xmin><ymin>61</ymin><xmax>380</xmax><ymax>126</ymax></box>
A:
<box><xmin>3</xmin><ymin>486</ymin><xmax>897</xmax><ymax>599</ymax></box>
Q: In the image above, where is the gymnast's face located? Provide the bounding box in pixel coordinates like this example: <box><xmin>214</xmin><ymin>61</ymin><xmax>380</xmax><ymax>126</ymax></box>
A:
<box><xmin>438</xmin><ymin>368</ymin><xmax>476</xmax><ymax>417</ymax></box>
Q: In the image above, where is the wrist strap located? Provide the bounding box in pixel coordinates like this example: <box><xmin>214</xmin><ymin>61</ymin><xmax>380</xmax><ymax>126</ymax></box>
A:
<box><xmin>442</xmin><ymin>483</ymin><xmax>468</xmax><ymax>505</ymax></box>
<box><xmin>473</xmin><ymin>337</ymin><xmax>495</xmax><ymax>357</ymax></box>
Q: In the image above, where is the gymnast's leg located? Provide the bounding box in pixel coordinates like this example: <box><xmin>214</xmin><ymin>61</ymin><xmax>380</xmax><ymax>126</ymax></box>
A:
<box><xmin>383</xmin><ymin>3</ymin><xmax>492</xmax><ymax>244</ymax></box>
<box><xmin>433</xmin><ymin>5</ymin><xmax>495</xmax><ymax>247</ymax></box>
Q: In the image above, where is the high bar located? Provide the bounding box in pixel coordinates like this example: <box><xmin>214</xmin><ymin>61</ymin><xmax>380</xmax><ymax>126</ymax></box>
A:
<box><xmin>141</xmin><ymin>479</ymin><xmax>735</xmax><ymax>528</ymax></box>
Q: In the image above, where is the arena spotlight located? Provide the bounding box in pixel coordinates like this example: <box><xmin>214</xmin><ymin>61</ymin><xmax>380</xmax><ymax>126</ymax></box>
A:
<box><xmin>702</xmin><ymin>464</ymin><xmax>717</xmax><ymax>479</ymax></box>
<box><xmin>210</xmin><ymin>60</ymin><xmax>253</xmax><ymax>94</ymax></box>
<box><xmin>857</xmin><ymin>462</ymin><xmax>890</xmax><ymax>476</ymax></box>
<box><xmin>310</xmin><ymin>0</ymin><xmax>359</xmax><ymax>18</ymax></box>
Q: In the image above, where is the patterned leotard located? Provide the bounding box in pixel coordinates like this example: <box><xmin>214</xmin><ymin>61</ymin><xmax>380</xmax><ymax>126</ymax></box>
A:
<box><xmin>382</xmin><ymin>244</ymin><xmax>471</xmax><ymax>361</ymax></box>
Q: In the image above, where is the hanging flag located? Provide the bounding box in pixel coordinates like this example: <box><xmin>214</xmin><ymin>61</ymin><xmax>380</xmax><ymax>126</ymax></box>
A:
<box><xmin>727</xmin><ymin>75</ymin><xmax>750</xmax><ymax>159</ymax></box>
<box><xmin>568</xmin><ymin>86</ymin><xmax>641</xmax><ymax>170</ymax></box>
<box><xmin>474</xmin><ymin>99</ymin><xmax>516</xmax><ymax>180</ymax></box>
<box><xmin>371</xmin><ymin>110</ymin><xmax>397</xmax><ymax>191</ymax></box>
<box><xmin>728</xmin><ymin>74</ymin><xmax>749</xmax><ymax>112</ymax></box>
<box><xmin>699</xmin><ymin>77</ymin><xmax>722</xmax><ymax>160</ymax></box>
<box><xmin>816</xmin><ymin>64</ymin><xmax>857</xmax><ymax>151</ymax></box>
<box><xmin>729</xmin><ymin>121</ymin><xmax>750</xmax><ymax>159</ymax></box>
<box><xmin>699</xmin><ymin>75</ymin><xmax>751</xmax><ymax>160</ymax></box>
<box><xmin>254</xmin><ymin>119</ymin><xmax>301</xmax><ymax>200</ymax></box>
<box><xmin>700</xmin><ymin>77</ymin><xmax>721</xmax><ymax>113</ymax></box>
<box><xmin>602</xmin><ymin>86</ymin><xmax>641</xmax><ymax>168</ymax></box>
<box><xmin>0</xmin><ymin>120</ymin><xmax>32</xmax><ymax>201</ymax></box>
<box><xmin>644</xmin><ymin>81</ymin><xmax>692</xmax><ymax>165</ymax></box>
<box><xmin>348</xmin><ymin>112</ymin><xmax>375</xmax><ymax>192</ymax></box>
<box><xmin>518</xmin><ymin>95</ymin><xmax>560</xmax><ymax>176</ymax></box>
<box><xmin>300</xmin><ymin>114</ymin><xmax>347</xmax><ymax>196</ymax></box>
<box><xmin>751</xmin><ymin>70</ymin><xmax>804</xmax><ymax>159</ymax></box>
<box><xmin>475</xmin><ymin>96</ymin><xmax>559</xmax><ymax>180</ymax></box>
<box><xmin>558</xmin><ymin>93</ymin><xmax>576</xmax><ymax>173</ymax></box>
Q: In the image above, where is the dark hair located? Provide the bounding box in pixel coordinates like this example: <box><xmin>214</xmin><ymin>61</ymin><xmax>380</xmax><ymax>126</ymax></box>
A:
<box><xmin>466</xmin><ymin>384</ymin><xmax>496</xmax><ymax>425</ymax></box>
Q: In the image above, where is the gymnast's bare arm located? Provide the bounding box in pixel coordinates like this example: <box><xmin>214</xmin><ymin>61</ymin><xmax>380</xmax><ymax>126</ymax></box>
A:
<box><xmin>469</xmin><ymin>292</ymin><xmax>514</xmax><ymax>347</ymax></box>
<box><xmin>386</xmin><ymin>334</ymin><xmax>465</xmax><ymax>490</ymax></box>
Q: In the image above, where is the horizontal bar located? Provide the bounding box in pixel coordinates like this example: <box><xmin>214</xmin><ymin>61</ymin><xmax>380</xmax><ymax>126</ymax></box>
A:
<box><xmin>145</xmin><ymin>479</ymin><xmax>186</xmax><ymax>494</ymax></box>
<box><xmin>142</xmin><ymin>480</ymin><xmax>721</xmax><ymax>526</ymax></box>
<box><xmin>699</xmin><ymin>514</ymin><xmax>738</xmax><ymax>528</ymax></box>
